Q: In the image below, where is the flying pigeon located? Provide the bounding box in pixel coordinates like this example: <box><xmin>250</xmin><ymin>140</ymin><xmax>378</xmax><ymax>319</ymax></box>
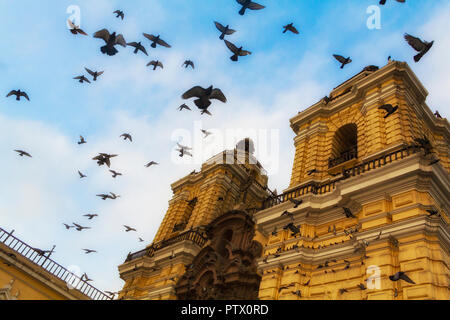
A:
<box><xmin>143</xmin><ymin>33</ymin><xmax>171</xmax><ymax>48</ymax></box>
<box><xmin>74</xmin><ymin>75</ymin><xmax>91</xmax><ymax>84</ymax></box>
<box><xmin>85</xmin><ymin>68</ymin><xmax>104</xmax><ymax>81</ymax></box>
<box><xmin>78</xmin><ymin>135</ymin><xmax>86</xmax><ymax>144</ymax></box>
<box><xmin>236</xmin><ymin>0</ymin><xmax>265</xmax><ymax>16</ymax></box>
<box><xmin>120</xmin><ymin>133</ymin><xmax>132</xmax><ymax>142</ymax></box>
<box><xmin>127</xmin><ymin>42</ymin><xmax>148</xmax><ymax>55</ymax></box>
<box><xmin>404</xmin><ymin>33</ymin><xmax>434</xmax><ymax>62</ymax></box>
<box><xmin>333</xmin><ymin>54</ymin><xmax>352</xmax><ymax>69</ymax></box>
<box><xmin>114</xmin><ymin>10</ymin><xmax>124</xmax><ymax>20</ymax></box>
<box><xmin>214</xmin><ymin>21</ymin><xmax>236</xmax><ymax>40</ymax></box>
<box><xmin>178</xmin><ymin>103</ymin><xmax>191</xmax><ymax>111</ymax></box>
<box><xmin>93</xmin><ymin>29</ymin><xmax>127</xmax><ymax>56</ymax></box>
<box><xmin>147</xmin><ymin>60</ymin><xmax>163</xmax><ymax>70</ymax></box>
<box><xmin>6</xmin><ymin>90</ymin><xmax>29</xmax><ymax>101</ymax></box>
<box><xmin>224</xmin><ymin>40</ymin><xmax>251</xmax><ymax>61</ymax></box>
<box><xmin>181</xmin><ymin>85</ymin><xmax>227</xmax><ymax>111</ymax></box>
<box><xmin>182</xmin><ymin>60</ymin><xmax>195</xmax><ymax>69</ymax></box>
<box><xmin>378</xmin><ymin>104</ymin><xmax>398</xmax><ymax>118</ymax></box>
<box><xmin>283</xmin><ymin>23</ymin><xmax>299</xmax><ymax>34</ymax></box>
<box><xmin>14</xmin><ymin>150</ymin><xmax>32</xmax><ymax>157</ymax></box>
<box><xmin>68</xmin><ymin>19</ymin><xmax>88</xmax><ymax>35</ymax></box>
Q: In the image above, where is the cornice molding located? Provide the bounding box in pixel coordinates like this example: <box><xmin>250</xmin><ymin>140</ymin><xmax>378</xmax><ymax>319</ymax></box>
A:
<box><xmin>289</xmin><ymin>62</ymin><xmax>449</xmax><ymax>140</ymax></box>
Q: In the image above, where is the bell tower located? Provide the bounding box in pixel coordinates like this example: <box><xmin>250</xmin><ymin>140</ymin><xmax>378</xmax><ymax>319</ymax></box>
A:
<box><xmin>255</xmin><ymin>61</ymin><xmax>449</xmax><ymax>300</ymax></box>
<box><xmin>118</xmin><ymin>139</ymin><xmax>270</xmax><ymax>300</ymax></box>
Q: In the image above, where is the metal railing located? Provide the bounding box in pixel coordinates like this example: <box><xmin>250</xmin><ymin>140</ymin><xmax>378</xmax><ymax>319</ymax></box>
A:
<box><xmin>125</xmin><ymin>229</ymin><xmax>208</xmax><ymax>262</ymax></box>
<box><xmin>262</xmin><ymin>144</ymin><xmax>421</xmax><ymax>209</ymax></box>
<box><xmin>328</xmin><ymin>147</ymin><xmax>358</xmax><ymax>168</ymax></box>
<box><xmin>0</xmin><ymin>227</ymin><xmax>111</xmax><ymax>300</ymax></box>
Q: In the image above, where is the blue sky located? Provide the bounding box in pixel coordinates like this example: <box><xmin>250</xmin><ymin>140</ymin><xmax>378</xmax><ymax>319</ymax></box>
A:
<box><xmin>1</xmin><ymin>0</ymin><xmax>449</xmax><ymax>296</ymax></box>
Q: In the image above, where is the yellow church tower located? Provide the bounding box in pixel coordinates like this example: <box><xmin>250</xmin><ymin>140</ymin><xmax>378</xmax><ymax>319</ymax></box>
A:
<box><xmin>255</xmin><ymin>61</ymin><xmax>449</xmax><ymax>300</ymax></box>
<box><xmin>118</xmin><ymin>140</ymin><xmax>271</xmax><ymax>299</ymax></box>
<box><xmin>118</xmin><ymin>61</ymin><xmax>449</xmax><ymax>300</ymax></box>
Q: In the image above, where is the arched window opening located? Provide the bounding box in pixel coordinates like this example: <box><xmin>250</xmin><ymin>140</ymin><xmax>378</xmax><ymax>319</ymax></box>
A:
<box><xmin>329</xmin><ymin>124</ymin><xmax>358</xmax><ymax>168</ymax></box>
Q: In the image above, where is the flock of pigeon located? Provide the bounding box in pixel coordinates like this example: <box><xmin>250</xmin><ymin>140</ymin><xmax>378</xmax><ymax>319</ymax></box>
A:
<box><xmin>4</xmin><ymin>1</ymin><xmax>445</xmax><ymax>297</ymax></box>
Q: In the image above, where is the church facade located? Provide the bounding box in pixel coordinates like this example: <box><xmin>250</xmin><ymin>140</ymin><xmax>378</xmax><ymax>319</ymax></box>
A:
<box><xmin>118</xmin><ymin>61</ymin><xmax>449</xmax><ymax>300</ymax></box>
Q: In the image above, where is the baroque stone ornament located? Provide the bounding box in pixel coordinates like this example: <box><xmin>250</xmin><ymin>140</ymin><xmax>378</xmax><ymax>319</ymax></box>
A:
<box><xmin>175</xmin><ymin>210</ymin><xmax>263</xmax><ymax>300</ymax></box>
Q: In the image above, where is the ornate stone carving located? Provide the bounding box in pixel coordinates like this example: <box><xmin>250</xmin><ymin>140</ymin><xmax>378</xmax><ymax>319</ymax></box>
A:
<box><xmin>0</xmin><ymin>279</ymin><xmax>19</xmax><ymax>300</ymax></box>
<box><xmin>175</xmin><ymin>210</ymin><xmax>262</xmax><ymax>300</ymax></box>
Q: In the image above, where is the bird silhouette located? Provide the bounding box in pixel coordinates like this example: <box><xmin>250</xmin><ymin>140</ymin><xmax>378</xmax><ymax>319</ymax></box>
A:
<box><xmin>96</xmin><ymin>192</ymin><xmax>120</xmax><ymax>200</ymax></box>
<box><xmin>283</xmin><ymin>222</ymin><xmax>300</xmax><ymax>235</ymax></box>
<box><xmin>283</xmin><ymin>23</ymin><xmax>299</xmax><ymax>34</ymax></box>
<box><xmin>289</xmin><ymin>198</ymin><xmax>303</xmax><ymax>208</ymax></box>
<box><xmin>83</xmin><ymin>249</ymin><xmax>97</xmax><ymax>254</ymax></box>
<box><xmin>145</xmin><ymin>161</ymin><xmax>159</xmax><ymax>167</ymax></box>
<box><xmin>281</xmin><ymin>210</ymin><xmax>294</xmax><ymax>219</ymax></box>
<box><xmin>271</xmin><ymin>227</ymin><xmax>278</xmax><ymax>236</ymax></box>
<box><xmin>83</xmin><ymin>214</ymin><xmax>98</xmax><ymax>220</ymax></box>
<box><xmin>14</xmin><ymin>150</ymin><xmax>32</xmax><ymax>157</ymax></box>
<box><xmin>7</xmin><ymin>90</ymin><xmax>29</xmax><ymax>101</ymax></box>
<box><xmin>109</xmin><ymin>170</ymin><xmax>122</xmax><ymax>178</ymax></box>
<box><xmin>389</xmin><ymin>271</ymin><xmax>415</xmax><ymax>284</ymax></box>
<box><xmin>214</xmin><ymin>21</ymin><xmax>236</xmax><ymax>40</ymax></box>
<box><xmin>177</xmin><ymin>148</ymin><xmax>193</xmax><ymax>157</ymax></box>
<box><xmin>78</xmin><ymin>170</ymin><xmax>87</xmax><ymax>178</ymax></box>
<box><xmin>147</xmin><ymin>60</ymin><xmax>163</xmax><ymax>70</ymax></box>
<box><xmin>34</xmin><ymin>248</ymin><xmax>54</xmax><ymax>257</ymax></box>
<box><xmin>426</xmin><ymin>209</ymin><xmax>440</xmax><ymax>217</ymax></box>
<box><xmin>429</xmin><ymin>158</ymin><xmax>440</xmax><ymax>165</ymax></box>
<box><xmin>333</xmin><ymin>54</ymin><xmax>352</xmax><ymax>69</ymax></box>
<box><xmin>85</xmin><ymin>68</ymin><xmax>104</xmax><ymax>81</ymax></box>
<box><xmin>73</xmin><ymin>223</ymin><xmax>90</xmax><ymax>231</ymax></box>
<box><xmin>105</xmin><ymin>291</ymin><xmax>118</xmax><ymax>299</ymax></box>
<box><xmin>378</xmin><ymin>104</ymin><xmax>398</xmax><ymax>118</ymax></box>
<box><xmin>201</xmin><ymin>129</ymin><xmax>212</xmax><ymax>138</ymax></box>
<box><xmin>74</xmin><ymin>75</ymin><xmax>91</xmax><ymax>84</ymax></box>
<box><xmin>92</xmin><ymin>153</ymin><xmax>117</xmax><ymax>167</ymax></box>
<box><xmin>379</xmin><ymin>0</ymin><xmax>406</xmax><ymax>5</ymax></box>
<box><xmin>182</xmin><ymin>60</ymin><xmax>195</xmax><ymax>69</ymax></box>
<box><xmin>307</xmin><ymin>169</ymin><xmax>320</xmax><ymax>175</ymax></box>
<box><xmin>236</xmin><ymin>0</ymin><xmax>265</xmax><ymax>16</ymax></box>
<box><xmin>292</xmin><ymin>290</ymin><xmax>302</xmax><ymax>297</ymax></box>
<box><xmin>81</xmin><ymin>273</ymin><xmax>92</xmax><ymax>282</ymax></box>
<box><xmin>182</xmin><ymin>85</ymin><xmax>227</xmax><ymax>112</ymax></box>
<box><xmin>94</xmin><ymin>29</ymin><xmax>127</xmax><ymax>56</ymax></box>
<box><xmin>114</xmin><ymin>10</ymin><xmax>124</xmax><ymax>19</ymax></box>
<box><xmin>178</xmin><ymin>104</ymin><xmax>191</xmax><ymax>111</ymax></box>
<box><xmin>124</xmin><ymin>225</ymin><xmax>137</xmax><ymax>232</ymax></box>
<box><xmin>404</xmin><ymin>33</ymin><xmax>434</xmax><ymax>62</ymax></box>
<box><xmin>63</xmin><ymin>223</ymin><xmax>74</xmax><ymax>230</ymax></box>
<box><xmin>343</xmin><ymin>207</ymin><xmax>356</xmax><ymax>218</ymax></box>
<box><xmin>143</xmin><ymin>33</ymin><xmax>171</xmax><ymax>48</ymax></box>
<box><xmin>224</xmin><ymin>40</ymin><xmax>251</xmax><ymax>61</ymax></box>
<box><xmin>120</xmin><ymin>133</ymin><xmax>132</xmax><ymax>142</ymax></box>
<box><xmin>127</xmin><ymin>42</ymin><xmax>148</xmax><ymax>55</ymax></box>
<box><xmin>68</xmin><ymin>19</ymin><xmax>87</xmax><ymax>35</ymax></box>
<box><xmin>414</xmin><ymin>137</ymin><xmax>433</xmax><ymax>155</ymax></box>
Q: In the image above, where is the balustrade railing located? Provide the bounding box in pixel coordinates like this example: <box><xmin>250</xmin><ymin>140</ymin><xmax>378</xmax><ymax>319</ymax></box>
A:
<box><xmin>0</xmin><ymin>227</ymin><xmax>111</xmax><ymax>300</ymax></box>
